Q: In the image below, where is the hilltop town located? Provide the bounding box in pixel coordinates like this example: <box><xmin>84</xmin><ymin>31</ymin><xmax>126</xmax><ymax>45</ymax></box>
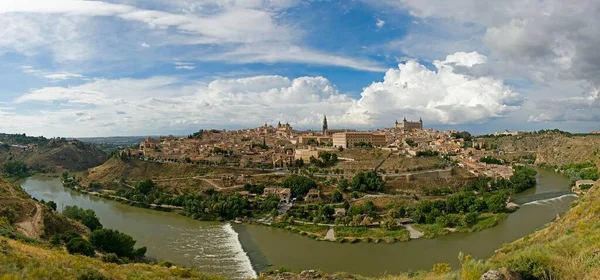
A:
<box><xmin>128</xmin><ymin>117</ymin><xmax>513</xmax><ymax>181</ymax></box>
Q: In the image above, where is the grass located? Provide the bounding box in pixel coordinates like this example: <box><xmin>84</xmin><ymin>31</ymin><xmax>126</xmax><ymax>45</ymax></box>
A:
<box><xmin>334</xmin><ymin>226</ymin><xmax>410</xmax><ymax>243</ymax></box>
<box><xmin>488</xmin><ymin>180</ymin><xmax>600</xmax><ymax>279</ymax></box>
<box><xmin>414</xmin><ymin>213</ymin><xmax>509</xmax><ymax>239</ymax></box>
<box><xmin>0</xmin><ymin>236</ymin><xmax>225</xmax><ymax>280</ymax></box>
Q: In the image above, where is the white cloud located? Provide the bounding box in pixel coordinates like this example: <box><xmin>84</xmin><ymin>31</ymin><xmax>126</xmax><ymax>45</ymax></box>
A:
<box><xmin>346</xmin><ymin>51</ymin><xmax>522</xmax><ymax>125</ymax></box>
<box><xmin>0</xmin><ymin>0</ymin><xmax>382</xmax><ymax>71</ymax></box>
<box><xmin>376</xmin><ymin>18</ymin><xmax>385</xmax><ymax>28</ymax></box>
<box><xmin>174</xmin><ymin>62</ymin><xmax>195</xmax><ymax>70</ymax></box>
<box><xmin>19</xmin><ymin>64</ymin><xmax>90</xmax><ymax>88</ymax></box>
<box><xmin>373</xmin><ymin>0</ymin><xmax>600</xmax><ymax>125</ymax></box>
<box><xmin>10</xmin><ymin>51</ymin><xmax>521</xmax><ymax>136</ymax></box>
<box><xmin>215</xmin><ymin>44</ymin><xmax>387</xmax><ymax>72</ymax></box>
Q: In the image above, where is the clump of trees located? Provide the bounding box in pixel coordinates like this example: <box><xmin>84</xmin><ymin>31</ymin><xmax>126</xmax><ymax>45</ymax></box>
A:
<box><xmin>89</xmin><ymin>229</ymin><xmax>146</xmax><ymax>259</ymax></box>
<box><xmin>560</xmin><ymin>161</ymin><xmax>599</xmax><ymax>185</ymax></box>
<box><xmin>2</xmin><ymin>161</ymin><xmax>29</xmax><ymax>178</ymax></box>
<box><xmin>309</xmin><ymin>151</ymin><xmax>338</xmax><ymax>168</ymax></box>
<box><xmin>416</xmin><ymin>150</ymin><xmax>439</xmax><ymax>157</ymax></box>
<box><xmin>510</xmin><ymin>166</ymin><xmax>537</xmax><ymax>193</ymax></box>
<box><xmin>243</xmin><ymin>183</ymin><xmax>265</xmax><ymax>195</ymax></box>
<box><xmin>480</xmin><ymin>156</ymin><xmax>503</xmax><ymax>165</ymax></box>
<box><xmin>62</xmin><ymin>206</ymin><xmax>103</xmax><ymax>231</ymax></box>
<box><xmin>51</xmin><ymin>231</ymin><xmax>95</xmax><ymax>257</ymax></box>
<box><xmin>281</xmin><ymin>175</ymin><xmax>318</xmax><ymax>198</ymax></box>
<box><xmin>405</xmin><ymin>139</ymin><xmax>417</xmax><ymax>147</ymax></box>
<box><xmin>354</xmin><ymin>142</ymin><xmax>373</xmax><ymax>148</ymax></box>
<box><xmin>451</xmin><ymin>131</ymin><xmax>472</xmax><ymax>142</ymax></box>
<box><xmin>351</xmin><ymin>171</ymin><xmax>384</xmax><ymax>192</ymax></box>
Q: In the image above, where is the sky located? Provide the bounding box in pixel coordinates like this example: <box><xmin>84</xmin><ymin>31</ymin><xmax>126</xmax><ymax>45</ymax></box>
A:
<box><xmin>1</xmin><ymin>0</ymin><xmax>599</xmax><ymax>137</ymax></box>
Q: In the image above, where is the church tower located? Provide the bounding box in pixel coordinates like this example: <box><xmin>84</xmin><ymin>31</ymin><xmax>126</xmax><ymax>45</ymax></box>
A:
<box><xmin>322</xmin><ymin>115</ymin><xmax>328</xmax><ymax>135</ymax></box>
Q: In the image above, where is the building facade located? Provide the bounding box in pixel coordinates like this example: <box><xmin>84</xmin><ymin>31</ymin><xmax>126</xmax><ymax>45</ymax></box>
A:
<box><xmin>294</xmin><ymin>147</ymin><xmax>320</xmax><ymax>161</ymax></box>
<box><xmin>395</xmin><ymin>117</ymin><xmax>423</xmax><ymax>130</ymax></box>
<box><xmin>332</xmin><ymin>132</ymin><xmax>387</xmax><ymax>148</ymax></box>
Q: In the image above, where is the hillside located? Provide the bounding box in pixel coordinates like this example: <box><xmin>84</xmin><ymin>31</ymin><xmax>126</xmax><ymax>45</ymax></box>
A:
<box><xmin>488</xmin><ymin>180</ymin><xmax>600</xmax><ymax>279</ymax></box>
<box><xmin>0</xmin><ymin>135</ymin><xmax>108</xmax><ymax>172</ymax></box>
<box><xmin>0</xmin><ymin>177</ymin><xmax>223</xmax><ymax>279</ymax></box>
<box><xmin>0</xmin><ymin>236</ymin><xmax>222</xmax><ymax>280</ymax></box>
<box><xmin>81</xmin><ymin>157</ymin><xmax>265</xmax><ymax>194</ymax></box>
<box><xmin>479</xmin><ymin>132</ymin><xmax>600</xmax><ymax>166</ymax></box>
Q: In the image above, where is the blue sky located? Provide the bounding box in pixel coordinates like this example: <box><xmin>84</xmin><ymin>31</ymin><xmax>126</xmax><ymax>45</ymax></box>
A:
<box><xmin>1</xmin><ymin>0</ymin><xmax>599</xmax><ymax>137</ymax></box>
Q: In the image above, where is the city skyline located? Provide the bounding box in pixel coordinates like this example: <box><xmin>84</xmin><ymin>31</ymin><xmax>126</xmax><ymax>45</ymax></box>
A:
<box><xmin>1</xmin><ymin>1</ymin><xmax>599</xmax><ymax>137</ymax></box>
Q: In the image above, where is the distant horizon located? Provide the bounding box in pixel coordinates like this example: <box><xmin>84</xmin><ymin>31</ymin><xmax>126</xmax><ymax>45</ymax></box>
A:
<box><xmin>3</xmin><ymin>124</ymin><xmax>598</xmax><ymax>140</ymax></box>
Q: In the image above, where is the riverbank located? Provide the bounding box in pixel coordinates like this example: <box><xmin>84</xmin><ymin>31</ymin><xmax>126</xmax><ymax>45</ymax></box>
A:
<box><xmin>58</xmin><ymin>173</ymin><xmax>524</xmax><ymax>245</ymax></box>
<box><xmin>22</xmin><ymin>169</ymin><xmax>580</xmax><ymax>277</ymax></box>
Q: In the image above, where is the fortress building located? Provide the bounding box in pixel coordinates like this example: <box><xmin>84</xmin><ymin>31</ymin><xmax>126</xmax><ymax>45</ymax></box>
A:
<box><xmin>396</xmin><ymin>117</ymin><xmax>423</xmax><ymax>130</ymax></box>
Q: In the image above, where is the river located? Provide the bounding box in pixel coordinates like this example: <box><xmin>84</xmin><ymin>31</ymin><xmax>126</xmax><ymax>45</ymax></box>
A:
<box><xmin>21</xmin><ymin>168</ymin><xmax>576</xmax><ymax>278</ymax></box>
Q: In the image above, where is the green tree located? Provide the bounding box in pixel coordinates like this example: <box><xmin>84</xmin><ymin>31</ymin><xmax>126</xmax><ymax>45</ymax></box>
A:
<box><xmin>281</xmin><ymin>175</ymin><xmax>317</xmax><ymax>198</ymax></box>
<box><xmin>62</xmin><ymin>206</ymin><xmax>103</xmax><ymax>231</ymax></box>
<box><xmin>45</xmin><ymin>200</ymin><xmax>57</xmax><ymax>211</ymax></box>
<box><xmin>331</xmin><ymin>190</ymin><xmax>343</xmax><ymax>203</ymax></box>
<box><xmin>2</xmin><ymin>161</ymin><xmax>28</xmax><ymax>178</ymax></box>
<box><xmin>89</xmin><ymin>229</ymin><xmax>144</xmax><ymax>258</ymax></box>
<box><xmin>351</xmin><ymin>171</ymin><xmax>385</xmax><ymax>192</ymax></box>
<box><xmin>66</xmin><ymin>237</ymin><xmax>95</xmax><ymax>257</ymax></box>
<box><xmin>486</xmin><ymin>192</ymin><xmax>508</xmax><ymax>213</ymax></box>
<box><xmin>136</xmin><ymin>179</ymin><xmax>155</xmax><ymax>195</ymax></box>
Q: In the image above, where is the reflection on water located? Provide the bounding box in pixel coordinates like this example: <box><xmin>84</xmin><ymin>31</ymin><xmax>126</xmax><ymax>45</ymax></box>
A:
<box><xmin>21</xmin><ymin>177</ymin><xmax>257</xmax><ymax>279</ymax></box>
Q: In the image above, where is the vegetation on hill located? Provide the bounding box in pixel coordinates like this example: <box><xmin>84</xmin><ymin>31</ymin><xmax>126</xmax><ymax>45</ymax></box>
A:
<box><xmin>479</xmin><ymin>131</ymin><xmax>600</xmax><ymax>166</ymax></box>
<box><xmin>0</xmin><ymin>134</ymin><xmax>107</xmax><ymax>172</ymax></box>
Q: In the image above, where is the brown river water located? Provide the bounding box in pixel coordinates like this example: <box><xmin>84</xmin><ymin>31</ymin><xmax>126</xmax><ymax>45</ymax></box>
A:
<box><xmin>21</xmin><ymin>168</ymin><xmax>576</xmax><ymax>278</ymax></box>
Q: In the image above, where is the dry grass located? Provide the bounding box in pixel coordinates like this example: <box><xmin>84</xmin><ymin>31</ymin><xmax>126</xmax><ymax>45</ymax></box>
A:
<box><xmin>0</xmin><ymin>236</ymin><xmax>223</xmax><ymax>280</ymax></box>
<box><xmin>491</xmin><ymin>181</ymin><xmax>600</xmax><ymax>279</ymax></box>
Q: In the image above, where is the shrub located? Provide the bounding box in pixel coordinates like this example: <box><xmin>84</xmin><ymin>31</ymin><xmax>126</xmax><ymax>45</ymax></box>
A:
<box><xmin>432</xmin><ymin>262</ymin><xmax>451</xmax><ymax>275</ymax></box>
<box><xmin>62</xmin><ymin>206</ymin><xmax>103</xmax><ymax>231</ymax></box>
<box><xmin>503</xmin><ymin>251</ymin><xmax>557</xmax><ymax>280</ymax></box>
<box><xmin>2</xmin><ymin>161</ymin><xmax>28</xmax><ymax>178</ymax></box>
<box><xmin>77</xmin><ymin>270</ymin><xmax>108</xmax><ymax>280</ymax></box>
<box><xmin>101</xmin><ymin>253</ymin><xmax>122</xmax><ymax>264</ymax></box>
<box><xmin>89</xmin><ymin>228</ymin><xmax>143</xmax><ymax>258</ymax></box>
<box><xmin>66</xmin><ymin>237</ymin><xmax>95</xmax><ymax>257</ymax></box>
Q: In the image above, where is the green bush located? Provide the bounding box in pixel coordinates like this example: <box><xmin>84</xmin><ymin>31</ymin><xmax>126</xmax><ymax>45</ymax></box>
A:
<box><xmin>89</xmin><ymin>228</ymin><xmax>145</xmax><ymax>259</ymax></box>
<box><xmin>66</xmin><ymin>237</ymin><xmax>95</xmax><ymax>257</ymax></box>
<box><xmin>101</xmin><ymin>253</ymin><xmax>122</xmax><ymax>264</ymax></box>
<box><xmin>62</xmin><ymin>206</ymin><xmax>103</xmax><ymax>231</ymax></box>
<box><xmin>2</xmin><ymin>161</ymin><xmax>29</xmax><ymax>178</ymax></box>
<box><xmin>503</xmin><ymin>251</ymin><xmax>557</xmax><ymax>280</ymax></box>
<box><xmin>77</xmin><ymin>270</ymin><xmax>108</xmax><ymax>280</ymax></box>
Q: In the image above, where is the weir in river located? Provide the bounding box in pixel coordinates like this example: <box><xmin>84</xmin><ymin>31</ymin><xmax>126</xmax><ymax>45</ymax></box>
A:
<box><xmin>20</xmin><ymin>168</ymin><xmax>579</xmax><ymax>277</ymax></box>
<box><xmin>510</xmin><ymin>190</ymin><xmax>576</xmax><ymax>205</ymax></box>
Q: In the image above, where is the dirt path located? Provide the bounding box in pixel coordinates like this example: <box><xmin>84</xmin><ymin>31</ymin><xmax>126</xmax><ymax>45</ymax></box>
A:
<box><xmin>403</xmin><ymin>224</ymin><xmax>424</xmax><ymax>239</ymax></box>
<box><xmin>325</xmin><ymin>227</ymin><xmax>336</xmax><ymax>241</ymax></box>
<box><xmin>16</xmin><ymin>203</ymin><xmax>43</xmax><ymax>238</ymax></box>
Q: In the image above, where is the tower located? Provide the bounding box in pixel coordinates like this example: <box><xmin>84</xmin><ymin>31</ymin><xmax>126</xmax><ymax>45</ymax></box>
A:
<box><xmin>322</xmin><ymin>115</ymin><xmax>328</xmax><ymax>135</ymax></box>
<box><xmin>419</xmin><ymin>117</ymin><xmax>423</xmax><ymax>129</ymax></box>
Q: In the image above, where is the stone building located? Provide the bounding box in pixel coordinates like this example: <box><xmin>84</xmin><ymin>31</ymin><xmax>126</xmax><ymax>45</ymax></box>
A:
<box><xmin>332</xmin><ymin>132</ymin><xmax>387</xmax><ymax>148</ymax></box>
<box><xmin>294</xmin><ymin>147</ymin><xmax>320</xmax><ymax>161</ymax></box>
<box><xmin>396</xmin><ymin>117</ymin><xmax>423</xmax><ymax>130</ymax></box>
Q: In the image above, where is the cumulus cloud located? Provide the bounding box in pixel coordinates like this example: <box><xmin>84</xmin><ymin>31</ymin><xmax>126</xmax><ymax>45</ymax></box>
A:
<box><xmin>373</xmin><ymin>0</ymin><xmax>600</xmax><ymax>126</ymax></box>
<box><xmin>346</xmin><ymin>52</ymin><xmax>522</xmax><ymax>125</ymax></box>
<box><xmin>376</xmin><ymin>18</ymin><xmax>385</xmax><ymax>28</ymax></box>
<box><xmin>9</xmin><ymin>51</ymin><xmax>521</xmax><ymax>136</ymax></box>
